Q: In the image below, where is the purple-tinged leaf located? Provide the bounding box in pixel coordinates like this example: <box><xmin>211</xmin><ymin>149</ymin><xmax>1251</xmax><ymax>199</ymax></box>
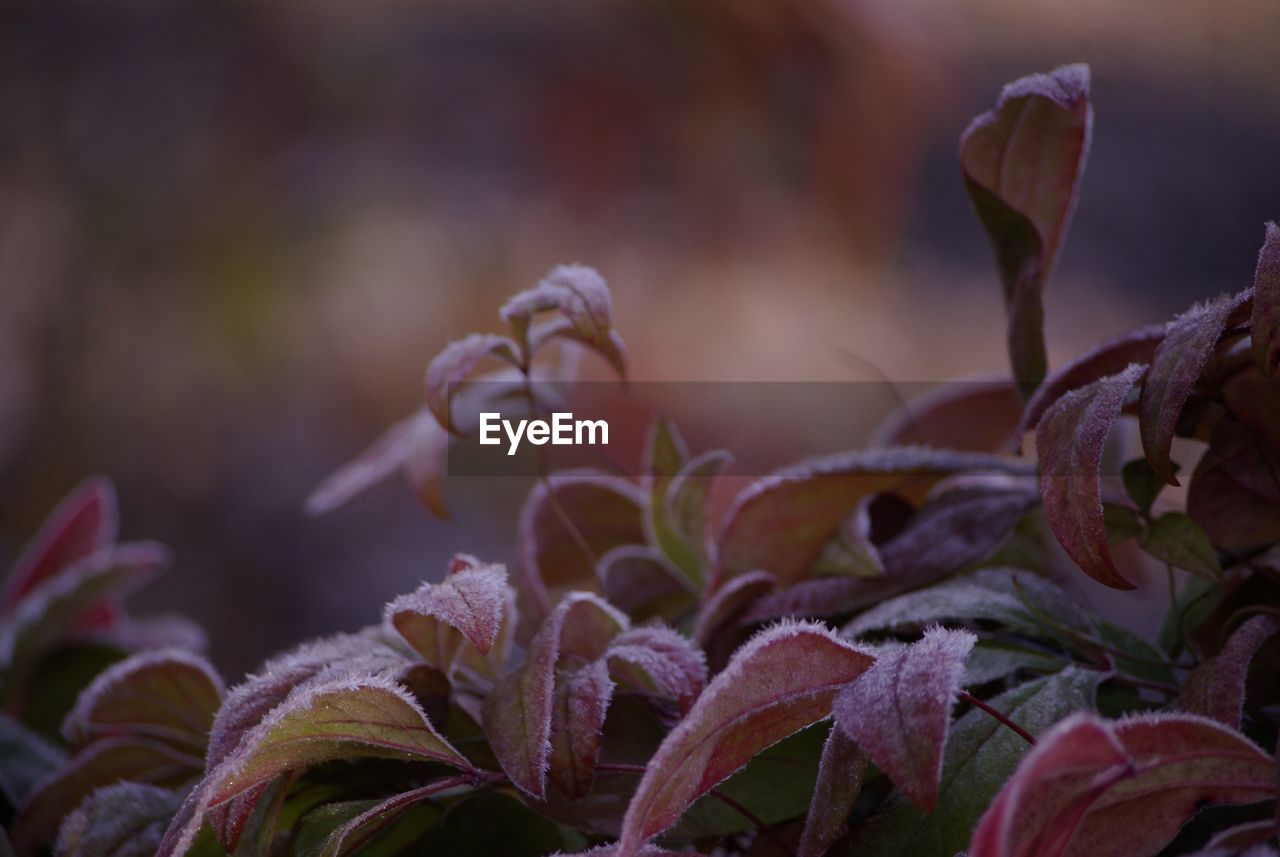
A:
<box><xmin>1</xmin><ymin>477</ymin><xmax>117</xmax><ymax>616</ymax></box>
<box><xmin>61</xmin><ymin>649</ymin><xmax>223</xmax><ymax>752</ymax></box>
<box><xmin>305</xmin><ymin>406</ymin><xmax>450</xmax><ymax>519</ymax></box>
<box><xmin>692</xmin><ymin>570</ymin><xmax>776</xmax><ymax>648</ymax></box>
<box><xmin>605</xmin><ymin>626</ymin><xmax>707</xmax><ymax>714</ymax></box>
<box><xmin>424</xmin><ymin>333</ymin><xmax>521</xmax><ymax>434</ymax></box>
<box><xmin>870</xmin><ymin>378</ymin><xmax>1024</xmax><ymax>453</ymax></box>
<box><xmin>1036</xmin><ymin>364</ymin><xmax>1145</xmax><ymax>589</ymax></box>
<box><xmin>653</xmin><ymin>450</ymin><xmax>733</xmax><ymax>586</ymax></box>
<box><xmin>1203</xmin><ymin>820</ymin><xmax>1279</xmax><ymax>851</ymax></box>
<box><xmin>0</xmin><ymin>715</ymin><xmax>63</xmax><ymax>809</ymax></box>
<box><xmin>961</xmin><ymin>64</ymin><xmax>1093</xmax><ymax>395</ymax></box>
<box><xmin>1253</xmin><ymin>222</ymin><xmax>1280</xmax><ymax>376</ymax></box>
<box><xmin>13</xmin><ymin>737</ymin><xmax>199</xmax><ymax>856</ymax></box>
<box><xmin>556</xmin><ymin>846</ymin><xmax>702</xmax><ymax>857</ymax></box>
<box><xmin>598</xmin><ymin>546</ymin><xmax>692</xmax><ymax>622</ymax></box>
<box><xmin>312</xmin><ymin>775</ymin><xmax>477</xmax><ymax>857</ymax></box>
<box><xmin>614</xmin><ymin>622</ymin><xmax>876</xmax><ymax>856</ymax></box>
<box><xmin>1179</xmin><ymin>615</ymin><xmax>1280</xmax><ymax>727</ymax></box>
<box><xmin>518</xmin><ymin>473</ymin><xmax>647</xmax><ymax>617</ymax></box>
<box><xmin>483</xmin><ymin>592</ymin><xmax>628</xmax><ymax>798</ymax></box>
<box><xmin>1017</xmin><ymin>325</ymin><xmax>1165</xmax><ymax>443</ymax></box>
<box><xmin>385</xmin><ymin>554</ymin><xmax>509</xmax><ymax>672</ymax></box>
<box><xmin>1138</xmin><ymin>512</ymin><xmax>1222</xmax><ymax>581</ymax></box>
<box><xmin>549</xmin><ymin>659</ymin><xmax>615</xmax><ymax>799</ymax></box>
<box><xmin>53</xmin><ymin>782</ymin><xmax>180</xmax><ymax>857</ymax></box>
<box><xmin>1187</xmin><ymin>420</ymin><xmax>1280</xmax><ymax>551</ymax></box>
<box><xmin>530</xmin><ymin>319</ymin><xmax>628</xmax><ymax>382</ymax></box>
<box><xmin>501</xmin><ymin>265</ymin><xmax>625</xmax><ymax>378</ymax></box>
<box><xmin>1140</xmin><ymin>293</ymin><xmax>1245</xmax><ymax>484</ymax></box>
<box><xmin>798</xmin><ymin>727</ymin><xmax>867</xmax><ymax>857</ymax></box>
<box><xmin>715</xmin><ymin>448</ymin><xmax>1029</xmax><ymax>589</ymax></box>
<box><xmin>834</xmin><ymin>627</ymin><xmax>975</xmax><ymax>811</ymax></box>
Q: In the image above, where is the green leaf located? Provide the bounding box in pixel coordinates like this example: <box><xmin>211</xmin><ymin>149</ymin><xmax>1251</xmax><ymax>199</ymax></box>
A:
<box><xmin>1121</xmin><ymin>458</ymin><xmax>1165</xmax><ymax>515</ymax></box>
<box><xmin>294</xmin><ymin>797</ymin><xmax>442</xmax><ymax>857</ymax></box>
<box><xmin>1102</xmin><ymin>503</ymin><xmax>1143</xmax><ymax>543</ymax></box>
<box><xmin>1139</xmin><ymin>512</ymin><xmax>1222</xmax><ymax>581</ymax></box>
<box><xmin>419</xmin><ymin>793</ymin><xmax>567</xmax><ymax>856</ymax></box>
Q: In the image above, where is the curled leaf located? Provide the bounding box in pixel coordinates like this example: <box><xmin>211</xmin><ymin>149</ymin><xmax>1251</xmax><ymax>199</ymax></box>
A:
<box><xmin>834</xmin><ymin>627</ymin><xmax>976</xmax><ymax>811</ymax></box>
<box><xmin>1178</xmin><ymin>614</ymin><xmax>1280</xmax><ymax>727</ymax></box>
<box><xmin>501</xmin><ymin>265</ymin><xmax>626</xmax><ymax>378</ymax></box>
<box><xmin>798</xmin><ymin>727</ymin><xmax>867</xmax><ymax>857</ymax></box>
<box><xmin>614</xmin><ymin>622</ymin><xmax>875</xmax><ymax>856</ymax></box>
<box><xmin>385</xmin><ymin>555</ymin><xmax>510</xmax><ymax>671</ymax></box>
<box><xmin>605</xmin><ymin>626</ymin><xmax>707</xmax><ymax>714</ymax></box>
<box><xmin>598</xmin><ymin>546</ymin><xmax>691</xmax><ymax>622</ymax></box>
<box><xmin>424</xmin><ymin>333</ymin><xmax>521</xmax><ymax>435</ymax></box>
<box><xmin>1252</xmin><ymin>222</ymin><xmax>1280</xmax><ymax>376</ymax></box>
<box><xmin>870</xmin><ymin>377</ymin><xmax>1024</xmax><ymax>452</ymax></box>
<box><xmin>692</xmin><ymin>569</ymin><xmax>776</xmax><ymax>648</ymax></box>
<box><xmin>311</xmin><ymin>775</ymin><xmax>476</xmax><ymax>857</ymax></box>
<box><xmin>961</xmin><ymin>64</ymin><xmax>1093</xmax><ymax>395</ymax></box>
<box><xmin>1036</xmin><ymin>364</ymin><xmax>1145</xmax><ymax>589</ymax></box>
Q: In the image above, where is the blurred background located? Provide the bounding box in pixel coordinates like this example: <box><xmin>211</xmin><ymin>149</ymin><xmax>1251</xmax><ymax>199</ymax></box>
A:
<box><xmin>2</xmin><ymin>0</ymin><xmax>1278</xmax><ymax>676</ymax></box>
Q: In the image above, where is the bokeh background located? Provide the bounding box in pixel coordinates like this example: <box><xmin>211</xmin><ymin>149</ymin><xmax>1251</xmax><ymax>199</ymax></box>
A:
<box><xmin>2</xmin><ymin>0</ymin><xmax>1278</xmax><ymax>676</ymax></box>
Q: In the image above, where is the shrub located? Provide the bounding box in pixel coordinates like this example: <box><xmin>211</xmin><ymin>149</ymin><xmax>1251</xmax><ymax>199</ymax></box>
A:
<box><xmin>2</xmin><ymin>63</ymin><xmax>1278</xmax><ymax>857</ymax></box>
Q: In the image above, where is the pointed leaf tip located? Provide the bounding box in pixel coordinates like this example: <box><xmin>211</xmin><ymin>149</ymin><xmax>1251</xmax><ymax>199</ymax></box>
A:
<box><xmin>1252</xmin><ymin>222</ymin><xmax>1280</xmax><ymax>376</ymax></box>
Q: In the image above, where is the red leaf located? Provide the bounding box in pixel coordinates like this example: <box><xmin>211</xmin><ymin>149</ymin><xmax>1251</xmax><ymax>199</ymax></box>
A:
<box><xmin>834</xmin><ymin>627</ymin><xmax>975</xmax><ymax>811</ymax></box>
<box><xmin>1</xmin><ymin>477</ymin><xmax>117</xmax><ymax>616</ymax></box>
<box><xmin>961</xmin><ymin>65</ymin><xmax>1092</xmax><ymax>395</ymax></box>
<box><xmin>385</xmin><ymin>554</ymin><xmax>510</xmax><ymax>672</ymax></box>
<box><xmin>870</xmin><ymin>377</ymin><xmax>1024</xmax><ymax>453</ymax></box>
<box><xmin>614</xmin><ymin>622</ymin><xmax>876</xmax><ymax>856</ymax></box>
<box><xmin>1178</xmin><ymin>614</ymin><xmax>1280</xmax><ymax>727</ymax></box>
<box><xmin>1139</xmin><ymin>293</ymin><xmax>1246</xmax><ymax>485</ymax></box>
<box><xmin>798</xmin><ymin>727</ymin><xmax>867</xmax><ymax>857</ymax></box>
<box><xmin>598</xmin><ymin>546</ymin><xmax>692</xmax><ymax>622</ymax></box>
<box><xmin>1036</xmin><ymin>364</ymin><xmax>1145</xmax><ymax>589</ymax></box>
<box><xmin>605</xmin><ymin>626</ymin><xmax>707</xmax><ymax>714</ymax></box>
<box><xmin>549</xmin><ymin>659</ymin><xmax>615</xmax><ymax>799</ymax></box>
<box><xmin>1253</xmin><ymin>222</ymin><xmax>1280</xmax><ymax>376</ymax></box>
<box><xmin>692</xmin><ymin>569</ymin><xmax>776</xmax><ymax>648</ymax></box>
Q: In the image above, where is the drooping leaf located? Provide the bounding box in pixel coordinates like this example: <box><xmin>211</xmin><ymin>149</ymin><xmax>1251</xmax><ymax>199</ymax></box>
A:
<box><xmin>483</xmin><ymin>592</ymin><xmax>628</xmax><ymax>798</ymax></box>
<box><xmin>614</xmin><ymin>622</ymin><xmax>876</xmax><ymax>856</ymax></box>
<box><xmin>1252</xmin><ymin>222</ymin><xmax>1280</xmax><ymax>376</ymax></box>
<box><xmin>548</xmin><ymin>659</ymin><xmax>615</xmax><ymax>799</ymax></box>
<box><xmin>960</xmin><ymin>64</ymin><xmax>1093</xmax><ymax>395</ymax></box>
<box><xmin>424</xmin><ymin>333</ymin><xmax>521</xmax><ymax>434</ymax></box>
<box><xmin>798</xmin><ymin>727</ymin><xmax>867</xmax><ymax>857</ymax></box>
<box><xmin>1036</xmin><ymin>364</ymin><xmax>1145</xmax><ymax>589</ymax></box>
<box><xmin>61</xmin><ymin>649</ymin><xmax>223</xmax><ymax>752</ymax></box>
<box><xmin>385</xmin><ymin>555</ymin><xmax>510</xmax><ymax>671</ymax></box>
<box><xmin>1179</xmin><ymin>614</ymin><xmax>1280</xmax><ymax>727</ymax></box>
<box><xmin>305</xmin><ymin>406</ymin><xmax>450</xmax><ymax>519</ymax></box>
<box><xmin>869</xmin><ymin>378</ymin><xmax>1024</xmax><ymax>452</ymax></box>
<box><xmin>1</xmin><ymin>477</ymin><xmax>117</xmax><ymax>616</ymax></box>
<box><xmin>53</xmin><ymin>782</ymin><xmax>180</xmax><ymax>857</ymax></box>
<box><xmin>1140</xmin><ymin>293</ymin><xmax>1244</xmax><ymax>485</ymax></box>
<box><xmin>605</xmin><ymin>626</ymin><xmax>707</xmax><ymax>714</ymax></box>
<box><xmin>292</xmin><ymin>797</ymin><xmax>440</xmax><ymax>857</ymax></box>
<box><xmin>501</xmin><ymin>265</ymin><xmax>626</xmax><ymax>379</ymax></box>
<box><xmin>1138</xmin><ymin>512</ymin><xmax>1222</xmax><ymax>581</ymax></box>
<box><xmin>970</xmin><ymin>712</ymin><xmax>1277</xmax><ymax>857</ymax></box>
<box><xmin>0</xmin><ymin>714</ymin><xmax>64</xmax><ymax>808</ymax></box>
<box><xmin>715</xmin><ymin>448</ymin><xmax>1029</xmax><ymax>589</ymax></box>
<box><xmin>691</xmin><ymin>570</ymin><xmax>776</xmax><ymax>648</ymax></box>
<box><xmin>307</xmin><ymin>776</ymin><xmax>475</xmax><ymax>857</ymax></box>
<box><xmin>846</xmin><ymin>666</ymin><xmax>1105</xmax><ymax>857</ymax></box>
<box><xmin>834</xmin><ymin>627</ymin><xmax>976</xmax><ymax>811</ymax></box>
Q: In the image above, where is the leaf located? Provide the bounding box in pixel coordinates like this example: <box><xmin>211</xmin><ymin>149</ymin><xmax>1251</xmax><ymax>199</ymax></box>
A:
<box><xmin>846</xmin><ymin>666</ymin><xmax>1105</xmax><ymax>857</ymax></box>
<box><xmin>424</xmin><ymin>333</ymin><xmax>521</xmax><ymax>434</ymax></box>
<box><xmin>1036</xmin><ymin>364</ymin><xmax>1145</xmax><ymax>589</ymax></box>
<box><xmin>642</xmin><ymin>416</ymin><xmax>688</xmax><ymax>483</ymax></box>
<box><xmin>869</xmin><ymin>378</ymin><xmax>1024</xmax><ymax>452</ymax></box>
<box><xmin>961</xmin><ymin>64</ymin><xmax>1093</xmax><ymax>396</ymax></box>
<box><xmin>798</xmin><ymin>723</ymin><xmax>868</xmax><ymax>857</ymax></box>
<box><xmin>483</xmin><ymin>592</ymin><xmax>628</xmax><ymax>798</ymax></box>
<box><xmin>306</xmin><ymin>776</ymin><xmax>475</xmax><ymax>857</ymax></box>
<box><xmin>1139</xmin><ymin>293</ymin><xmax>1244</xmax><ymax>485</ymax></box>
<box><xmin>605</xmin><ymin>626</ymin><xmax>707</xmax><ymax>714</ymax></box>
<box><xmin>0</xmin><ymin>714</ymin><xmax>65</xmax><ymax>808</ymax></box>
<box><xmin>598</xmin><ymin>547</ymin><xmax>691</xmax><ymax>623</ymax></box>
<box><xmin>969</xmin><ymin>712</ymin><xmax>1277</xmax><ymax>857</ymax></box>
<box><xmin>692</xmin><ymin>570</ymin><xmax>776</xmax><ymax>648</ymax></box>
<box><xmin>1121</xmin><ymin>459</ymin><xmax>1164</xmax><ymax>516</ymax></box>
<box><xmin>1</xmin><ymin>477</ymin><xmax>117</xmax><ymax>616</ymax></box>
<box><xmin>834</xmin><ymin>627</ymin><xmax>975</xmax><ymax>811</ymax></box>
<box><xmin>614</xmin><ymin>622</ymin><xmax>876</xmax><ymax>856</ymax></box>
<box><xmin>518</xmin><ymin>473</ymin><xmax>647</xmax><ymax>616</ymax></box>
<box><xmin>305</xmin><ymin>406</ymin><xmax>451</xmax><ymax>519</ymax></box>
<box><xmin>652</xmin><ymin>450</ymin><xmax>733</xmax><ymax>586</ymax></box>
<box><xmin>1178</xmin><ymin>615</ymin><xmax>1280</xmax><ymax>727</ymax></box>
<box><xmin>385</xmin><ymin>555</ymin><xmax>510</xmax><ymax>671</ymax></box>
<box><xmin>1138</xmin><ymin>512</ymin><xmax>1222</xmax><ymax>581</ymax></box>
<box><xmin>501</xmin><ymin>265</ymin><xmax>626</xmax><ymax>379</ymax></box>
<box><xmin>549</xmin><ymin>659</ymin><xmax>614</xmax><ymax>799</ymax></box>
<box><xmin>1252</xmin><ymin>222</ymin><xmax>1280</xmax><ymax>376</ymax></box>
<box><xmin>420</xmin><ymin>792</ymin><xmax>568</xmax><ymax>856</ymax></box>
<box><xmin>53</xmin><ymin>782</ymin><xmax>181</xmax><ymax>857</ymax></box>
<box><xmin>963</xmin><ymin>640</ymin><xmax>1070</xmax><ymax>687</ymax></box>
<box><xmin>61</xmin><ymin>649</ymin><xmax>223</xmax><ymax>752</ymax></box>
<box><xmin>715</xmin><ymin>448</ymin><xmax>1029</xmax><ymax>589</ymax></box>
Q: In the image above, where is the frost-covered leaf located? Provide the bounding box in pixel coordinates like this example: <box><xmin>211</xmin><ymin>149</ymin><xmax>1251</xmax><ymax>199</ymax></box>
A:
<box><xmin>1203</xmin><ymin>820</ymin><xmax>1279</xmax><ymax>851</ymax></box>
<box><xmin>483</xmin><ymin>592</ymin><xmax>628</xmax><ymax>798</ymax></box>
<box><xmin>1</xmin><ymin>477</ymin><xmax>117</xmax><ymax>616</ymax></box>
<box><xmin>963</xmin><ymin>641</ymin><xmax>1069</xmax><ymax>687</ymax></box>
<box><xmin>305</xmin><ymin>406</ymin><xmax>450</xmax><ymax>518</ymax></box>
<box><xmin>1138</xmin><ymin>512</ymin><xmax>1222</xmax><ymax>581</ymax></box>
<box><xmin>692</xmin><ymin>570</ymin><xmax>776</xmax><ymax>648</ymax></box>
<box><xmin>598</xmin><ymin>547</ymin><xmax>691</xmax><ymax>623</ymax></box>
<box><xmin>0</xmin><ymin>714</ymin><xmax>64</xmax><ymax>808</ymax></box>
<box><xmin>834</xmin><ymin>627</ymin><xmax>976</xmax><ymax>811</ymax></box>
<box><xmin>605</xmin><ymin>626</ymin><xmax>707</xmax><ymax>714</ymax></box>
<box><xmin>1178</xmin><ymin>614</ymin><xmax>1280</xmax><ymax>727</ymax></box>
<box><xmin>424</xmin><ymin>333</ymin><xmax>521</xmax><ymax>434</ymax></box>
<box><xmin>870</xmin><ymin>378</ymin><xmax>1024</xmax><ymax>452</ymax></box>
<box><xmin>385</xmin><ymin>555</ymin><xmax>509</xmax><ymax>672</ymax></box>
<box><xmin>306</xmin><ymin>775</ymin><xmax>475</xmax><ymax>857</ymax></box>
<box><xmin>715</xmin><ymin>448</ymin><xmax>1028</xmax><ymax>588</ymax></box>
<box><xmin>1252</xmin><ymin>222</ymin><xmax>1280</xmax><ymax>376</ymax></box>
<box><xmin>1140</xmin><ymin>293</ymin><xmax>1244</xmax><ymax>485</ymax></box>
<box><xmin>961</xmin><ymin>64</ymin><xmax>1092</xmax><ymax>395</ymax></box>
<box><xmin>61</xmin><ymin>649</ymin><xmax>223</xmax><ymax>752</ymax></box>
<box><xmin>847</xmin><ymin>666</ymin><xmax>1105</xmax><ymax>857</ymax></box>
<box><xmin>53</xmin><ymin>782</ymin><xmax>180</xmax><ymax>857</ymax></box>
<box><xmin>519</xmin><ymin>474</ymin><xmax>647</xmax><ymax>616</ymax></box>
<box><xmin>549</xmin><ymin>659</ymin><xmax>614</xmax><ymax>799</ymax></box>
<box><xmin>798</xmin><ymin>727</ymin><xmax>867</xmax><ymax>857</ymax></box>
<box><xmin>502</xmin><ymin>265</ymin><xmax>626</xmax><ymax>378</ymax></box>
<box><xmin>1037</xmin><ymin>364</ymin><xmax>1145</xmax><ymax>589</ymax></box>
<box><xmin>969</xmin><ymin>712</ymin><xmax>1277</xmax><ymax>857</ymax></box>
<box><xmin>614</xmin><ymin>622</ymin><xmax>875</xmax><ymax>856</ymax></box>
<box><xmin>556</xmin><ymin>847</ymin><xmax>698</xmax><ymax>857</ymax></box>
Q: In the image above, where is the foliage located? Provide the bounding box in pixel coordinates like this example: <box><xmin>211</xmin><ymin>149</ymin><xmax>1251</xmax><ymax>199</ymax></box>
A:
<box><xmin>4</xmin><ymin>64</ymin><xmax>1280</xmax><ymax>857</ymax></box>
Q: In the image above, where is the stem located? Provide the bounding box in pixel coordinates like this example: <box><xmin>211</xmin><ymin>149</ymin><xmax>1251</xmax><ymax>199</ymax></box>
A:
<box><xmin>960</xmin><ymin>692</ymin><xmax>1036</xmax><ymax>745</ymax></box>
